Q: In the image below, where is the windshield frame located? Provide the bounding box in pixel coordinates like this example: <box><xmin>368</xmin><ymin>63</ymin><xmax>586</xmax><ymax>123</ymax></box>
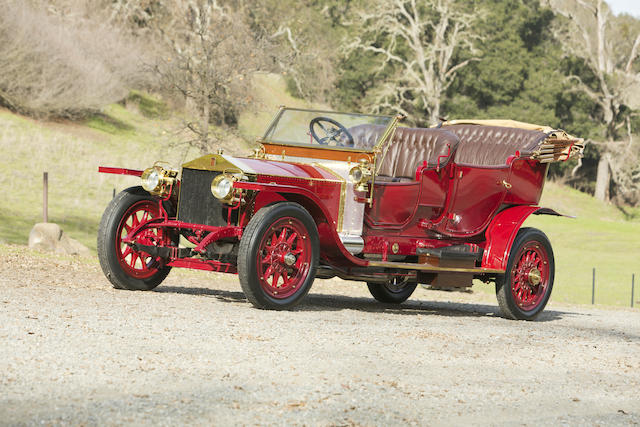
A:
<box><xmin>259</xmin><ymin>106</ymin><xmax>397</xmax><ymax>153</ymax></box>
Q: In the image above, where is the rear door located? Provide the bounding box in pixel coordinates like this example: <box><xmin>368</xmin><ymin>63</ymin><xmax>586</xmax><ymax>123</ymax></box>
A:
<box><xmin>443</xmin><ymin>165</ymin><xmax>511</xmax><ymax>235</ymax></box>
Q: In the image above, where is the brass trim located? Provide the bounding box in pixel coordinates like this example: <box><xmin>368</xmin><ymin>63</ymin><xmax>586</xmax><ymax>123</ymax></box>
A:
<box><xmin>182</xmin><ymin>154</ymin><xmax>238</xmax><ymax>172</ymax></box>
<box><xmin>368</xmin><ymin>260</ymin><xmax>504</xmax><ymax>274</ymax></box>
<box><xmin>528</xmin><ymin>268</ymin><xmax>541</xmax><ymax>286</ymax></box>
<box><xmin>373</xmin><ymin>114</ymin><xmax>402</xmax><ymax>175</ymax></box>
<box><xmin>262</xmin><ymin>143</ymin><xmax>376</xmax><ymax>162</ymax></box>
<box><xmin>259</xmin><ymin>141</ymin><xmax>377</xmax><ymax>154</ymax></box>
<box><xmin>255</xmin><ymin>172</ymin><xmax>343</xmax><ymax>184</ymax></box>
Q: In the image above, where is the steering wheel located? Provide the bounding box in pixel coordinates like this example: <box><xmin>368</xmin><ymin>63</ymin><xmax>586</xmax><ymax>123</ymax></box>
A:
<box><xmin>309</xmin><ymin>117</ymin><xmax>354</xmax><ymax>147</ymax></box>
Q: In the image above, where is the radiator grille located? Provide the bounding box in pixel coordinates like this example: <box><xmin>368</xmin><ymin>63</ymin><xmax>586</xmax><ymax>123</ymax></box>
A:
<box><xmin>177</xmin><ymin>169</ymin><xmax>229</xmax><ymax>227</ymax></box>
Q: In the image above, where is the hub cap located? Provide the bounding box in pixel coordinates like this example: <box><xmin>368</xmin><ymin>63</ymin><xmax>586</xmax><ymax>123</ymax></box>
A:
<box><xmin>116</xmin><ymin>200</ymin><xmax>168</xmax><ymax>279</ymax></box>
<box><xmin>510</xmin><ymin>243</ymin><xmax>550</xmax><ymax>311</ymax></box>
<box><xmin>256</xmin><ymin>217</ymin><xmax>311</xmax><ymax>299</ymax></box>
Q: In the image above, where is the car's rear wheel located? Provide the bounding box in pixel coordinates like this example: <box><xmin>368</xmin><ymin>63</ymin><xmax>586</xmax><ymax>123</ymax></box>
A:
<box><xmin>496</xmin><ymin>227</ymin><xmax>554</xmax><ymax>320</ymax></box>
<box><xmin>238</xmin><ymin>202</ymin><xmax>319</xmax><ymax>310</ymax></box>
<box><xmin>367</xmin><ymin>278</ymin><xmax>417</xmax><ymax>303</ymax></box>
<box><xmin>97</xmin><ymin>187</ymin><xmax>173</xmax><ymax>291</ymax></box>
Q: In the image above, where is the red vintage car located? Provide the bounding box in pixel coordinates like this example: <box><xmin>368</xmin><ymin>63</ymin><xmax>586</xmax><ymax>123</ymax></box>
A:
<box><xmin>97</xmin><ymin>107</ymin><xmax>584</xmax><ymax>320</ymax></box>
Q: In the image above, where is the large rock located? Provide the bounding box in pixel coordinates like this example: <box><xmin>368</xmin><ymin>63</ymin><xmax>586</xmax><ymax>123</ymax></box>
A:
<box><xmin>28</xmin><ymin>223</ymin><xmax>91</xmax><ymax>257</ymax></box>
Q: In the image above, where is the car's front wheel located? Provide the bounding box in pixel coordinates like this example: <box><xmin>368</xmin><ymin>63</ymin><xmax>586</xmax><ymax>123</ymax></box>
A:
<box><xmin>97</xmin><ymin>187</ymin><xmax>173</xmax><ymax>291</ymax></box>
<box><xmin>238</xmin><ymin>202</ymin><xmax>319</xmax><ymax>310</ymax></box>
<box><xmin>495</xmin><ymin>227</ymin><xmax>554</xmax><ymax>320</ymax></box>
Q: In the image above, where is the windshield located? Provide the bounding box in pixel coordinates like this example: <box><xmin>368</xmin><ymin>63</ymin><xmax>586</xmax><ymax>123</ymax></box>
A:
<box><xmin>262</xmin><ymin>108</ymin><xmax>393</xmax><ymax>150</ymax></box>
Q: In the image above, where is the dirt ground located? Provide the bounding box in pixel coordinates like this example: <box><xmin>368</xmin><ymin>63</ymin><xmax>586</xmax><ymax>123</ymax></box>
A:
<box><xmin>1</xmin><ymin>245</ymin><xmax>639</xmax><ymax>426</ymax></box>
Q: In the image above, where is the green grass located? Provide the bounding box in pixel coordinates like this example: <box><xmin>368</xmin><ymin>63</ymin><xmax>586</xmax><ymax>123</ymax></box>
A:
<box><xmin>127</xmin><ymin>90</ymin><xmax>169</xmax><ymax>119</ymax></box>
<box><xmin>523</xmin><ymin>181</ymin><xmax>640</xmax><ymax>308</ymax></box>
<box><xmin>0</xmin><ymin>97</ymin><xmax>199</xmax><ymax>253</ymax></box>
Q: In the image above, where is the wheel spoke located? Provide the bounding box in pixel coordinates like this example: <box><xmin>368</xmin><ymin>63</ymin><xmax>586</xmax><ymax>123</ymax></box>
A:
<box><xmin>278</xmin><ymin>227</ymin><xmax>287</xmax><ymax>244</ymax></box>
<box><xmin>263</xmin><ymin>265</ymin><xmax>274</xmax><ymax>280</ymax></box>
<box><xmin>129</xmin><ymin>252</ymin><xmax>138</xmax><ymax>268</ymax></box>
<box><xmin>286</xmin><ymin>232</ymin><xmax>298</xmax><ymax>246</ymax></box>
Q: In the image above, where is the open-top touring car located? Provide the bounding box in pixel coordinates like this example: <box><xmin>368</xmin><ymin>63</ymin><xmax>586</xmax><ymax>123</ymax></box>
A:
<box><xmin>98</xmin><ymin>107</ymin><xmax>584</xmax><ymax>320</ymax></box>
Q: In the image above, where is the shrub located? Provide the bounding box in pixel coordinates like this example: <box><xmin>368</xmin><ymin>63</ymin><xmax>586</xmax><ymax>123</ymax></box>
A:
<box><xmin>0</xmin><ymin>1</ymin><xmax>149</xmax><ymax>118</ymax></box>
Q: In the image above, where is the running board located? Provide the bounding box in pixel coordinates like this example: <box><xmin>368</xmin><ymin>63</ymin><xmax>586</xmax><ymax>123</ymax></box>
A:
<box><xmin>367</xmin><ymin>260</ymin><xmax>504</xmax><ymax>275</ymax></box>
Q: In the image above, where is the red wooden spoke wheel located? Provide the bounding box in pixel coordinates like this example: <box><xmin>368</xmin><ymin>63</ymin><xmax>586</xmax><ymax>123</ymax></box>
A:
<box><xmin>116</xmin><ymin>200</ymin><xmax>169</xmax><ymax>279</ymax></box>
<box><xmin>98</xmin><ymin>187</ymin><xmax>173</xmax><ymax>291</ymax></box>
<box><xmin>496</xmin><ymin>228</ymin><xmax>555</xmax><ymax>320</ymax></box>
<box><xmin>256</xmin><ymin>217</ymin><xmax>312</xmax><ymax>299</ymax></box>
<box><xmin>510</xmin><ymin>242</ymin><xmax>550</xmax><ymax>311</ymax></box>
<box><xmin>238</xmin><ymin>202</ymin><xmax>319</xmax><ymax>310</ymax></box>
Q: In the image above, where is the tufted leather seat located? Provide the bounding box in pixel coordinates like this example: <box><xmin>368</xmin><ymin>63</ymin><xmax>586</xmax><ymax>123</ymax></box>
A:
<box><xmin>349</xmin><ymin>124</ymin><xmax>459</xmax><ymax>181</ymax></box>
<box><xmin>444</xmin><ymin>125</ymin><xmax>547</xmax><ymax>167</ymax></box>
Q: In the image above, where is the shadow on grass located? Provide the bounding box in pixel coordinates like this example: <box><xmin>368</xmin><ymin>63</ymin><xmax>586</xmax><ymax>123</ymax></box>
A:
<box><xmin>86</xmin><ymin>112</ymin><xmax>135</xmax><ymax>135</ymax></box>
<box><xmin>155</xmin><ymin>285</ymin><xmax>572</xmax><ymax>321</ymax></box>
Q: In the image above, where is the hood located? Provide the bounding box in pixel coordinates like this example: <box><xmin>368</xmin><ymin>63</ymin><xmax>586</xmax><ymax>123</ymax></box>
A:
<box><xmin>182</xmin><ymin>154</ymin><xmax>341</xmax><ymax>181</ymax></box>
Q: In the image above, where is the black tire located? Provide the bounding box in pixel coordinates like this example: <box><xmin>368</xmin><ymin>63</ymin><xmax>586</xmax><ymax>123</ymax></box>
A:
<box><xmin>367</xmin><ymin>280</ymin><xmax>417</xmax><ymax>303</ymax></box>
<box><xmin>496</xmin><ymin>227</ymin><xmax>555</xmax><ymax>320</ymax></box>
<box><xmin>238</xmin><ymin>202</ymin><xmax>319</xmax><ymax>310</ymax></box>
<box><xmin>97</xmin><ymin>186</ymin><xmax>172</xmax><ymax>291</ymax></box>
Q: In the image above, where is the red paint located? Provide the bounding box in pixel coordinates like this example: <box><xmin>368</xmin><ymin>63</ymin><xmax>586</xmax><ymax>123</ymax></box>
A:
<box><xmin>98</xmin><ymin>166</ymin><xmax>143</xmax><ymax>177</ymax></box>
<box><xmin>481</xmin><ymin>206</ymin><xmax>561</xmax><ymax>270</ymax></box>
<box><xmin>192</xmin><ymin>226</ymin><xmax>243</xmax><ymax>254</ymax></box>
<box><xmin>168</xmin><ymin>258</ymin><xmax>237</xmax><ymax>273</ymax></box>
<box><xmin>435</xmin><ymin>143</ymin><xmax>451</xmax><ymax>171</ymax></box>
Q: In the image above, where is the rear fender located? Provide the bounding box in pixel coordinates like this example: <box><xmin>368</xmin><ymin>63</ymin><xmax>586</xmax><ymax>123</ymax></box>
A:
<box><xmin>482</xmin><ymin>206</ymin><xmax>565</xmax><ymax>271</ymax></box>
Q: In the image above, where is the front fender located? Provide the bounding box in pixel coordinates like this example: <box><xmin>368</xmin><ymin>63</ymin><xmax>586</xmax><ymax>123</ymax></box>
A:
<box><xmin>482</xmin><ymin>206</ymin><xmax>565</xmax><ymax>271</ymax></box>
<box><xmin>233</xmin><ymin>181</ymin><xmax>368</xmax><ymax>267</ymax></box>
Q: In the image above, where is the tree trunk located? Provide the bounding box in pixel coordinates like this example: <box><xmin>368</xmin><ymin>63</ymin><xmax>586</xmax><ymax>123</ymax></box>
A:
<box><xmin>200</xmin><ymin>101</ymin><xmax>210</xmax><ymax>153</ymax></box>
<box><xmin>594</xmin><ymin>152</ymin><xmax>610</xmax><ymax>201</ymax></box>
<box><xmin>429</xmin><ymin>99</ymin><xmax>441</xmax><ymax>126</ymax></box>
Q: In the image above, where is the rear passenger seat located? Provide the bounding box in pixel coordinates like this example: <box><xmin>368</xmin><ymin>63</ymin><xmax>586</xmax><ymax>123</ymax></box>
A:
<box><xmin>444</xmin><ymin>124</ymin><xmax>548</xmax><ymax>167</ymax></box>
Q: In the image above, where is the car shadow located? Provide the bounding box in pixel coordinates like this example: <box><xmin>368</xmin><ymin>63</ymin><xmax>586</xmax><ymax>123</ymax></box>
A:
<box><xmin>155</xmin><ymin>285</ymin><xmax>571</xmax><ymax>321</ymax></box>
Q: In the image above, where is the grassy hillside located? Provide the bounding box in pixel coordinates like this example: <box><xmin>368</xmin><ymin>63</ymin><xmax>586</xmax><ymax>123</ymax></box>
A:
<box><xmin>1</xmin><ymin>74</ymin><xmax>638</xmax><ymax>308</ymax></box>
<box><xmin>524</xmin><ymin>182</ymin><xmax>640</xmax><ymax>307</ymax></box>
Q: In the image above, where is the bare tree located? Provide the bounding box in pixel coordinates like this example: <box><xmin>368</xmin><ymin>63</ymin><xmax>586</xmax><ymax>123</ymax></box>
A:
<box><xmin>235</xmin><ymin>0</ymin><xmax>340</xmax><ymax>104</ymax></box>
<box><xmin>153</xmin><ymin>0</ymin><xmax>264</xmax><ymax>153</ymax></box>
<box><xmin>344</xmin><ymin>0</ymin><xmax>481</xmax><ymax>125</ymax></box>
<box><xmin>545</xmin><ymin>0</ymin><xmax>640</xmax><ymax>201</ymax></box>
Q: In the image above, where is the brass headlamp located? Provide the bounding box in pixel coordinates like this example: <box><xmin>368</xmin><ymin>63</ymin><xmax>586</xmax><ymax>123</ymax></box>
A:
<box><xmin>211</xmin><ymin>172</ymin><xmax>245</xmax><ymax>204</ymax></box>
<box><xmin>141</xmin><ymin>165</ymin><xmax>178</xmax><ymax>197</ymax></box>
<box><xmin>349</xmin><ymin>159</ymin><xmax>372</xmax><ymax>192</ymax></box>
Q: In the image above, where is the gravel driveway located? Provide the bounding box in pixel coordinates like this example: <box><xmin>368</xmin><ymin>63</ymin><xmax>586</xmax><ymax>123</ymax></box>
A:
<box><xmin>1</xmin><ymin>245</ymin><xmax>639</xmax><ymax>426</ymax></box>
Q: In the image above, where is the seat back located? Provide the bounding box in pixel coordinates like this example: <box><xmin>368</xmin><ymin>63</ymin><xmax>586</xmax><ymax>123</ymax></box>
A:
<box><xmin>445</xmin><ymin>125</ymin><xmax>547</xmax><ymax>167</ymax></box>
<box><xmin>349</xmin><ymin>125</ymin><xmax>459</xmax><ymax>181</ymax></box>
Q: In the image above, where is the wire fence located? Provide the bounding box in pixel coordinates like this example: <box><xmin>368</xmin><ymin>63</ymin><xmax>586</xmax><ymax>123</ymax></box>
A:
<box><xmin>589</xmin><ymin>269</ymin><xmax>636</xmax><ymax>308</ymax></box>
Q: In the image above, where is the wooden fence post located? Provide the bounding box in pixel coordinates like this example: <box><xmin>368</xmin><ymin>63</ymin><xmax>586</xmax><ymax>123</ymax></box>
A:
<box><xmin>43</xmin><ymin>172</ymin><xmax>48</xmax><ymax>223</ymax></box>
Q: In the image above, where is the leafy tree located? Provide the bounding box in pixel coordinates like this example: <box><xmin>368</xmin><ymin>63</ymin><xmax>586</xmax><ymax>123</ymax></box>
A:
<box><xmin>545</xmin><ymin>0</ymin><xmax>640</xmax><ymax>203</ymax></box>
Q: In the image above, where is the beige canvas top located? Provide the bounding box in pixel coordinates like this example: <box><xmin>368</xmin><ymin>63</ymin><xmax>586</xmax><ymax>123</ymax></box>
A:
<box><xmin>438</xmin><ymin>119</ymin><xmax>556</xmax><ymax>134</ymax></box>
